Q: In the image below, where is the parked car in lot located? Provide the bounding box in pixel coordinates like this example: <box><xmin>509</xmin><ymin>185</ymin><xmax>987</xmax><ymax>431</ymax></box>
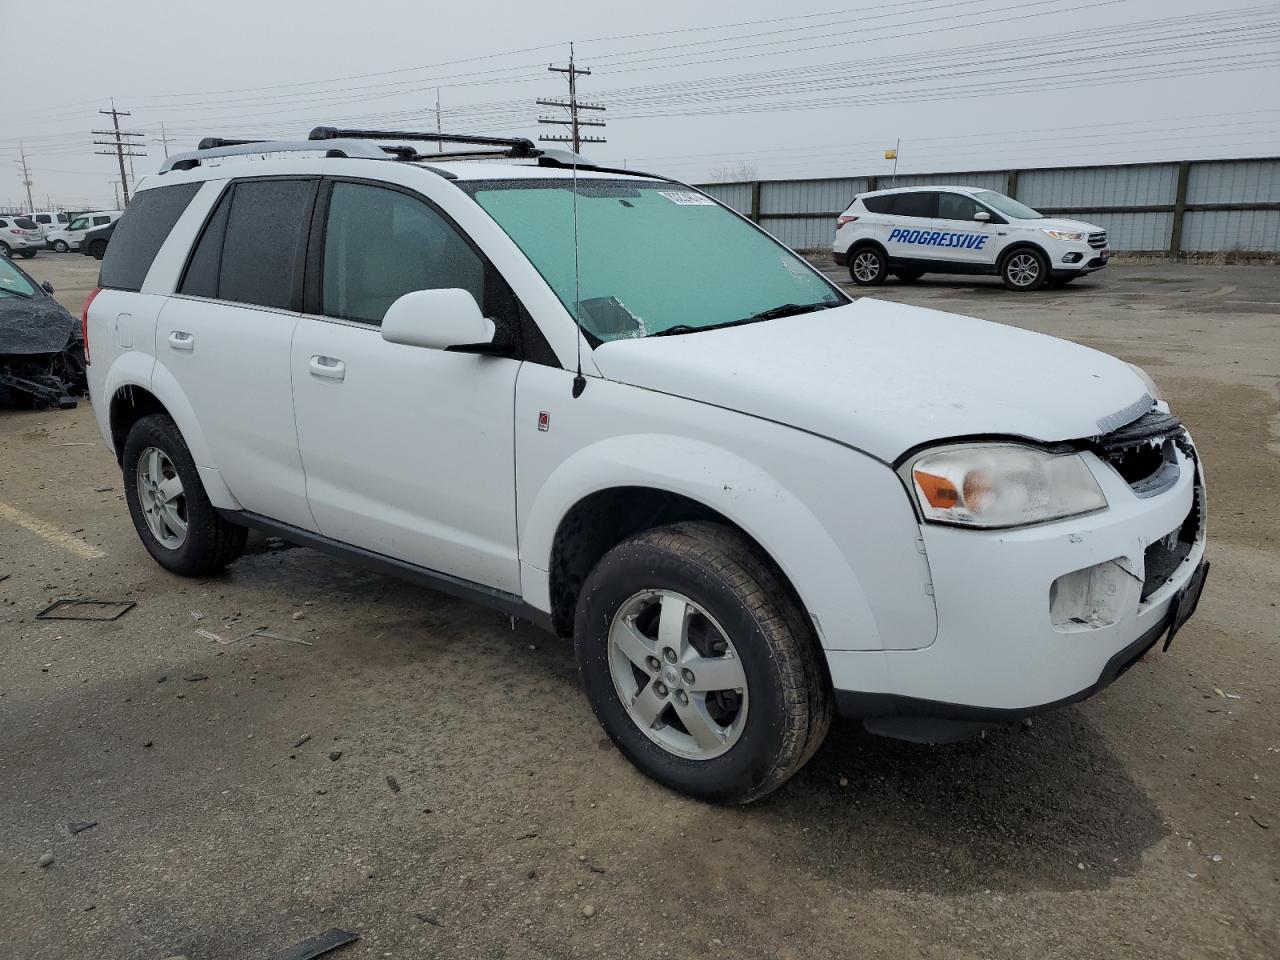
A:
<box><xmin>833</xmin><ymin>185</ymin><xmax>1110</xmax><ymax>290</ymax></box>
<box><xmin>25</xmin><ymin>210</ymin><xmax>72</xmax><ymax>238</ymax></box>
<box><xmin>86</xmin><ymin>129</ymin><xmax>1206</xmax><ymax>803</ymax></box>
<box><xmin>46</xmin><ymin>210</ymin><xmax>123</xmax><ymax>252</ymax></box>
<box><xmin>0</xmin><ymin>216</ymin><xmax>44</xmax><ymax>259</ymax></box>
<box><xmin>0</xmin><ymin>252</ymin><xmax>83</xmax><ymax>408</ymax></box>
<box><xmin>80</xmin><ymin>220</ymin><xmax>117</xmax><ymax>260</ymax></box>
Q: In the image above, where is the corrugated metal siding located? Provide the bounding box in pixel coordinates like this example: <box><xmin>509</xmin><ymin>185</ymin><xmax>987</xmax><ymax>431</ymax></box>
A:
<box><xmin>759</xmin><ymin>177</ymin><xmax>868</xmax><ymax>214</ymax></box>
<box><xmin>1186</xmin><ymin>159</ymin><xmax>1280</xmax><ymax>204</ymax></box>
<box><xmin>1066</xmin><ymin>211</ymin><xmax>1172</xmax><ymax>251</ymax></box>
<box><xmin>888</xmin><ymin>171</ymin><xmax>1008</xmax><ymax>192</ymax></box>
<box><xmin>1018</xmin><ymin>164</ymin><xmax>1178</xmax><ymax>208</ymax></box>
<box><xmin>1182</xmin><ymin>209</ymin><xmax>1280</xmax><ymax>251</ymax></box>
<box><xmin>699</xmin><ymin>182</ymin><xmax>752</xmax><ymax>215</ymax></box>
<box><xmin>760</xmin><ymin>217</ymin><xmax>835</xmax><ymax>251</ymax></box>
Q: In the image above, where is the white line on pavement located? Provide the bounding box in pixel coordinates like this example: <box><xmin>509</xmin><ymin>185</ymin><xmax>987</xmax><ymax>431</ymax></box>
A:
<box><xmin>0</xmin><ymin>501</ymin><xmax>105</xmax><ymax>560</ymax></box>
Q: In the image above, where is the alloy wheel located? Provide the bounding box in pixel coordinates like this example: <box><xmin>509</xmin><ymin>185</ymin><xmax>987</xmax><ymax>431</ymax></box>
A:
<box><xmin>852</xmin><ymin>251</ymin><xmax>881</xmax><ymax>282</ymax></box>
<box><xmin>1006</xmin><ymin>253</ymin><xmax>1041</xmax><ymax>287</ymax></box>
<box><xmin>608</xmin><ymin>589</ymin><xmax>749</xmax><ymax>760</ymax></box>
<box><xmin>136</xmin><ymin>446</ymin><xmax>188</xmax><ymax>548</ymax></box>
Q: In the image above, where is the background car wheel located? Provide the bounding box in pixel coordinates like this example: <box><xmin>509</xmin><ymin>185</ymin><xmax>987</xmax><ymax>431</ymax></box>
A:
<box><xmin>17</xmin><ymin>250</ymin><xmax>36</xmax><ymax>259</ymax></box>
<box><xmin>0</xmin><ymin>242</ymin><xmax>10</xmax><ymax>258</ymax></box>
<box><xmin>122</xmin><ymin>414</ymin><xmax>247</xmax><ymax>576</ymax></box>
<box><xmin>894</xmin><ymin>269</ymin><xmax>925</xmax><ymax>283</ymax></box>
<box><xmin>89</xmin><ymin>240</ymin><xmax>108</xmax><ymax>260</ymax></box>
<box><xmin>848</xmin><ymin>246</ymin><xmax>888</xmax><ymax>286</ymax></box>
<box><xmin>574</xmin><ymin>521</ymin><xmax>832</xmax><ymax>804</ymax></box>
<box><xmin>52</xmin><ymin>240</ymin><xmax>69</xmax><ymax>253</ymax></box>
<box><xmin>1001</xmin><ymin>248</ymin><xmax>1048</xmax><ymax>291</ymax></box>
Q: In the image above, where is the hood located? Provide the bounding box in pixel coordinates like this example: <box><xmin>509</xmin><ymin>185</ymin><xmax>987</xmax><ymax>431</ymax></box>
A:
<box><xmin>592</xmin><ymin>298</ymin><xmax>1148</xmax><ymax>462</ymax></box>
<box><xmin>1033</xmin><ymin>216</ymin><xmax>1105</xmax><ymax>234</ymax></box>
<box><xmin>0</xmin><ymin>296</ymin><xmax>80</xmax><ymax>356</ymax></box>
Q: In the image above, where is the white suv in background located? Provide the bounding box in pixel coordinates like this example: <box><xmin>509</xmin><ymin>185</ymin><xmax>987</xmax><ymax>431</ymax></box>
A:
<box><xmin>0</xmin><ymin>215</ymin><xmax>44</xmax><ymax>259</ymax></box>
<box><xmin>833</xmin><ymin>186</ymin><xmax>1110</xmax><ymax>291</ymax></box>
<box><xmin>46</xmin><ymin>211</ymin><xmax>123</xmax><ymax>252</ymax></box>
<box><xmin>85</xmin><ymin>129</ymin><xmax>1205</xmax><ymax>803</ymax></box>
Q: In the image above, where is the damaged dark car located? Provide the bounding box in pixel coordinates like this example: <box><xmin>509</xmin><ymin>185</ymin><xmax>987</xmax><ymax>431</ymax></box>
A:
<box><xmin>0</xmin><ymin>253</ymin><xmax>84</xmax><ymax>410</ymax></box>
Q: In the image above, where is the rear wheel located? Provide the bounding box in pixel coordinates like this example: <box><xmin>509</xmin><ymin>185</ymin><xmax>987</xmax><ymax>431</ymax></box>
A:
<box><xmin>894</xmin><ymin>268</ymin><xmax>925</xmax><ymax>282</ymax></box>
<box><xmin>575</xmin><ymin>522</ymin><xmax>831</xmax><ymax>804</ymax></box>
<box><xmin>1001</xmin><ymin>248</ymin><xmax>1048</xmax><ymax>291</ymax></box>
<box><xmin>52</xmin><ymin>240</ymin><xmax>69</xmax><ymax>253</ymax></box>
<box><xmin>89</xmin><ymin>239</ymin><xmax>108</xmax><ymax>260</ymax></box>
<box><xmin>0</xmin><ymin>242</ymin><xmax>10</xmax><ymax>258</ymax></box>
<box><xmin>1050</xmin><ymin>274</ymin><xmax>1077</xmax><ymax>287</ymax></box>
<box><xmin>848</xmin><ymin>246</ymin><xmax>888</xmax><ymax>286</ymax></box>
<box><xmin>122</xmin><ymin>414</ymin><xmax>247</xmax><ymax>576</ymax></box>
<box><xmin>17</xmin><ymin>249</ymin><xmax>36</xmax><ymax>259</ymax></box>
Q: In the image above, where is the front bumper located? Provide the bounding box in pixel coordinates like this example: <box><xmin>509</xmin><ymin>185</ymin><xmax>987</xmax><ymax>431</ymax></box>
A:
<box><xmin>1050</xmin><ymin>240</ymin><xmax>1110</xmax><ymax>276</ymax></box>
<box><xmin>828</xmin><ymin>441</ymin><xmax>1206</xmax><ymax>730</ymax></box>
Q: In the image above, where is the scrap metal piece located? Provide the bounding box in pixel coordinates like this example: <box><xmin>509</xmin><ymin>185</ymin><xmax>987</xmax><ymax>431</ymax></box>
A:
<box><xmin>268</xmin><ymin>928</ymin><xmax>359</xmax><ymax>960</ymax></box>
<box><xmin>36</xmin><ymin>599</ymin><xmax>136</xmax><ymax>621</ymax></box>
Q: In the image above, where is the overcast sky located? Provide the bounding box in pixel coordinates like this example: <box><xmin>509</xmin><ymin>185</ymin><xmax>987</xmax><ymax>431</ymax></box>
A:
<box><xmin>5</xmin><ymin>0</ymin><xmax>1279</xmax><ymax>210</ymax></box>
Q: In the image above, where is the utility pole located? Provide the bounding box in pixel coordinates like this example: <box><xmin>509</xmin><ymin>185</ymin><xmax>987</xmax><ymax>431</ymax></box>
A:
<box><xmin>17</xmin><ymin>142</ymin><xmax>34</xmax><ymax>211</ymax></box>
<box><xmin>111</xmin><ymin>180</ymin><xmax>121</xmax><ymax>209</ymax></box>
<box><xmin>154</xmin><ymin>121</ymin><xmax>175</xmax><ymax>160</ymax></box>
<box><xmin>93</xmin><ymin>100</ymin><xmax>146</xmax><ymax>206</ymax></box>
<box><xmin>435</xmin><ymin>88</ymin><xmax>442</xmax><ymax>153</ymax></box>
<box><xmin>538</xmin><ymin>43</ymin><xmax>606</xmax><ymax>153</ymax></box>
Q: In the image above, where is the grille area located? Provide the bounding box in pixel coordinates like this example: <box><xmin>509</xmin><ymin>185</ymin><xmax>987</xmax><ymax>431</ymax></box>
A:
<box><xmin>1088</xmin><ymin>231</ymin><xmax>1108</xmax><ymax>248</ymax></box>
<box><xmin>1142</xmin><ymin>497</ymin><xmax>1201</xmax><ymax>601</ymax></box>
<box><xmin>1092</xmin><ymin>407</ymin><xmax>1187</xmax><ymax>496</ymax></box>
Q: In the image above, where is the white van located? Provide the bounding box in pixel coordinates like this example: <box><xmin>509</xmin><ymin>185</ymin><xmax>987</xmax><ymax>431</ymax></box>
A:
<box><xmin>46</xmin><ymin>211</ymin><xmax>123</xmax><ymax>252</ymax></box>
<box><xmin>25</xmin><ymin>210</ymin><xmax>72</xmax><ymax>238</ymax></box>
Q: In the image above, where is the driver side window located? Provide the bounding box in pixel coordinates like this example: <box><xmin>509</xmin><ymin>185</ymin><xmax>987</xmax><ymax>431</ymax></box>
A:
<box><xmin>321</xmin><ymin>182</ymin><xmax>485</xmax><ymax>326</ymax></box>
<box><xmin>937</xmin><ymin>193</ymin><xmax>982</xmax><ymax>221</ymax></box>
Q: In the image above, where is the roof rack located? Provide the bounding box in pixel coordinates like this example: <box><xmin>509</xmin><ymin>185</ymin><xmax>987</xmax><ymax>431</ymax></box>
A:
<box><xmin>160</xmin><ymin>138</ymin><xmax>388</xmax><ymax>173</ymax></box>
<box><xmin>308</xmin><ymin>126</ymin><xmax>541</xmax><ymax>160</ymax></box>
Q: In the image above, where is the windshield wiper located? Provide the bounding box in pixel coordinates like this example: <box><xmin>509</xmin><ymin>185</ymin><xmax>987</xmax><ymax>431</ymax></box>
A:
<box><xmin>649</xmin><ymin>301</ymin><xmax>837</xmax><ymax>338</ymax></box>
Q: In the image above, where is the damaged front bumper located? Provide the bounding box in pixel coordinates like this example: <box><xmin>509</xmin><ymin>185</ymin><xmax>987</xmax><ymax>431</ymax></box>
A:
<box><xmin>828</xmin><ymin>432</ymin><xmax>1207</xmax><ymax>740</ymax></box>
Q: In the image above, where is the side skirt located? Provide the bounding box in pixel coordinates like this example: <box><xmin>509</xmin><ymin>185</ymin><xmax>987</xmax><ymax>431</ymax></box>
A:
<box><xmin>219</xmin><ymin>509</ymin><xmax>556</xmax><ymax>634</ymax></box>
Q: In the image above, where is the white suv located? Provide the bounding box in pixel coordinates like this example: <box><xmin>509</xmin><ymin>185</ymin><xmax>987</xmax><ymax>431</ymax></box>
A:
<box><xmin>47</xmin><ymin>211</ymin><xmax>122</xmax><ymax>252</ymax></box>
<box><xmin>834</xmin><ymin>186</ymin><xmax>1110</xmax><ymax>290</ymax></box>
<box><xmin>85</xmin><ymin>129</ymin><xmax>1206</xmax><ymax>803</ymax></box>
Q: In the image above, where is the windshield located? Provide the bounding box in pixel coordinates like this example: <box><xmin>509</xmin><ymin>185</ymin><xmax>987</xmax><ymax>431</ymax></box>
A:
<box><xmin>0</xmin><ymin>258</ymin><xmax>38</xmax><ymax>298</ymax></box>
<box><xmin>463</xmin><ymin>178</ymin><xmax>844</xmax><ymax>341</ymax></box>
<box><xmin>973</xmin><ymin>191</ymin><xmax>1043</xmax><ymax>220</ymax></box>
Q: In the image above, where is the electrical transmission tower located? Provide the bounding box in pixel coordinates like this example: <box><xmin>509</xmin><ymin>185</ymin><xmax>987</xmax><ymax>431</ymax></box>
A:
<box><xmin>17</xmin><ymin>142</ymin><xmax>34</xmax><ymax>211</ymax></box>
<box><xmin>93</xmin><ymin>101</ymin><xmax>147</xmax><ymax>205</ymax></box>
<box><xmin>537</xmin><ymin>43</ymin><xmax>605</xmax><ymax>153</ymax></box>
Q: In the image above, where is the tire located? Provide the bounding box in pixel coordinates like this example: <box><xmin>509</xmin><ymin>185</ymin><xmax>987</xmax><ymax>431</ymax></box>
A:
<box><xmin>89</xmin><ymin>239</ymin><xmax>108</xmax><ymax>260</ymax></box>
<box><xmin>1001</xmin><ymin>247</ymin><xmax>1049</xmax><ymax>291</ymax></box>
<box><xmin>574</xmin><ymin>521</ymin><xmax>832</xmax><ymax>804</ymax></box>
<box><xmin>52</xmin><ymin>240</ymin><xmax>69</xmax><ymax>253</ymax></box>
<box><xmin>0</xmin><ymin>242</ymin><xmax>9</xmax><ymax>258</ymax></box>
<box><xmin>122</xmin><ymin>414</ymin><xmax>247</xmax><ymax>576</ymax></box>
<box><xmin>1051</xmin><ymin>274</ymin><xmax>1077</xmax><ymax>286</ymax></box>
<box><xmin>17</xmin><ymin>249</ymin><xmax>36</xmax><ymax>259</ymax></box>
<box><xmin>847</xmin><ymin>245</ymin><xmax>888</xmax><ymax>286</ymax></box>
<box><xmin>894</xmin><ymin>268</ymin><xmax>925</xmax><ymax>282</ymax></box>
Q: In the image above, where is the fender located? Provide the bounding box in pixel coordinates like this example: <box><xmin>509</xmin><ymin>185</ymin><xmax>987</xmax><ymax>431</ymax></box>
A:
<box><xmin>521</xmin><ymin>432</ymin><xmax>894</xmax><ymax>652</ymax></box>
<box><xmin>96</xmin><ymin>350</ymin><xmax>156</xmax><ymax>455</ymax></box>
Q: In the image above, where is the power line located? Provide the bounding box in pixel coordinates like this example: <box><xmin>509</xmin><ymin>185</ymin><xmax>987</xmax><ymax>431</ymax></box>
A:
<box><xmin>93</xmin><ymin>101</ymin><xmax>146</xmax><ymax>206</ymax></box>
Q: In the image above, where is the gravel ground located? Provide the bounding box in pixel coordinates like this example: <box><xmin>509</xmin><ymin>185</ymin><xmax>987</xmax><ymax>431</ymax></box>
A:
<box><xmin>1</xmin><ymin>253</ymin><xmax>1277</xmax><ymax>960</ymax></box>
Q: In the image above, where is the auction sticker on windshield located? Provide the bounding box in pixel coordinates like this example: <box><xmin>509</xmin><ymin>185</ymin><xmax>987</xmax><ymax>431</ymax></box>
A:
<box><xmin>658</xmin><ymin>191</ymin><xmax>716</xmax><ymax>205</ymax></box>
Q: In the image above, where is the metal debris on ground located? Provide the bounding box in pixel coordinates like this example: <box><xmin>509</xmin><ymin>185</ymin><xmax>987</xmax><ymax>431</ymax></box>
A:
<box><xmin>36</xmin><ymin>598</ymin><xmax>136</xmax><ymax>621</ymax></box>
<box><xmin>386</xmin><ymin>775</ymin><xmax>401</xmax><ymax>793</ymax></box>
<box><xmin>68</xmin><ymin>820</ymin><xmax>97</xmax><ymax>834</ymax></box>
<box><xmin>185</xmin><ymin>673</ymin><xmax>209</xmax><ymax>682</ymax></box>
<box><xmin>267</xmin><ymin>928</ymin><xmax>360</xmax><ymax>960</ymax></box>
<box><xmin>294</xmin><ymin>734</ymin><xmax>311</xmax><ymax>748</ymax></box>
<box><xmin>251</xmin><ymin>628</ymin><xmax>313</xmax><ymax>646</ymax></box>
<box><xmin>414</xmin><ymin>913</ymin><xmax>442</xmax><ymax>927</ymax></box>
<box><xmin>0</xmin><ymin>574</ymin><xmax>9</xmax><ymax>583</ymax></box>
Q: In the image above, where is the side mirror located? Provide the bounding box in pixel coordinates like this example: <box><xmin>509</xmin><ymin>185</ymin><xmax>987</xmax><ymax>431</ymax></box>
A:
<box><xmin>380</xmin><ymin>289</ymin><xmax>497</xmax><ymax>353</ymax></box>
<box><xmin>41</xmin><ymin>281</ymin><xmax>54</xmax><ymax>294</ymax></box>
<box><xmin>973</xmin><ymin>211</ymin><xmax>991</xmax><ymax>222</ymax></box>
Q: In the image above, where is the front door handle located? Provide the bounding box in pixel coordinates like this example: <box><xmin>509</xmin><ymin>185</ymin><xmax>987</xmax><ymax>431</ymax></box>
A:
<box><xmin>308</xmin><ymin>355</ymin><xmax>346</xmax><ymax>381</ymax></box>
<box><xmin>168</xmin><ymin>330</ymin><xmax>194</xmax><ymax>351</ymax></box>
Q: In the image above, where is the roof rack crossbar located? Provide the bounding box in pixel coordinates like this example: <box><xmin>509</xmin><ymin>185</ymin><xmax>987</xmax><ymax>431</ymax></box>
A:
<box><xmin>309</xmin><ymin>127</ymin><xmax>539</xmax><ymax>158</ymax></box>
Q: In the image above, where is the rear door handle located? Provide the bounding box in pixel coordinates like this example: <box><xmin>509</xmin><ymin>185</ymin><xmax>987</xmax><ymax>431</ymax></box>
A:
<box><xmin>168</xmin><ymin>330</ymin><xmax>195</xmax><ymax>351</ymax></box>
<box><xmin>308</xmin><ymin>355</ymin><xmax>346</xmax><ymax>381</ymax></box>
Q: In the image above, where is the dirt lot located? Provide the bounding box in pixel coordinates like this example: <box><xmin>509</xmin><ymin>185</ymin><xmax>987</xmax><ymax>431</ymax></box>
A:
<box><xmin>2</xmin><ymin>253</ymin><xmax>1277</xmax><ymax>960</ymax></box>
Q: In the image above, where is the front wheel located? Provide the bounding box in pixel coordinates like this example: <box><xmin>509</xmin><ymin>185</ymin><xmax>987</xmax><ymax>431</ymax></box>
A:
<box><xmin>17</xmin><ymin>249</ymin><xmax>36</xmax><ymax>260</ymax></box>
<box><xmin>89</xmin><ymin>239</ymin><xmax>108</xmax><ymax>260</ymax></box>
<box><xmin>123</xmin><ymin>414</ymin><xmax>247</xmax><ymax>576</ymax></box>
<box><xmin>848</xmin><ymin>246</ymin><xmax>888</xmax><ymax>286</ymax></box>
<box><xmin>52</xmin><ymin>240</ymin><xmax>69</xmax><ymax>253</ymax></box>
<box><xmin>1001</xmin><ymin>248</ymin><xmax>1049</xmax><ymax>291</ymax></box>
<box><xmin>575</xmin><ymin>522</ymin><xmax>832</xmax><ymax>804</ymax></box>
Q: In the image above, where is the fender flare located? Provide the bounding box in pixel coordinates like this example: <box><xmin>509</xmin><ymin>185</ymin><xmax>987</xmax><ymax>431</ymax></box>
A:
<box><xmin>997</xmin><ymin>240</ymin><xmax>1051</xmax><ymax>271</ymax></box>
<box><xmin>520</xmin><ymin>433</ymin><xmax>884</xmax><ymax>651</ymax></box>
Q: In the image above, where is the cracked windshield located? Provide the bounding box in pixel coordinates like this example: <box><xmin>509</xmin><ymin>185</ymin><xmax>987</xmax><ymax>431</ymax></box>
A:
<box><xmin>465</xmin><ymin>178</ymin><xmax>843</xmax><ymax>341</ymax></box>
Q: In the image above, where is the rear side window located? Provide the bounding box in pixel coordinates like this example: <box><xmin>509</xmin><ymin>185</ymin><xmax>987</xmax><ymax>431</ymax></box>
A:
<box><xmin>34</xmin><ymin>214</ymin><xmax>51</xmax><ymax>224</ymax></box>
<box><xmin>179</xmin><ymin>178</ymin><xmax>314</xmax><ymax>310</ymax></box>
<box><xmin>15</xmin><ymin>218</ymin><xmax>37</xmax><ymax>229</ymax></box>
<box><xmin>92</xmin><ymin>215</ymin><xmax>110</xmax><ymax>226</ymax></box>
<box><xmin>861</xmin><ymin>195</ymin><xmax>893</xmax><ymax>214</ymax></box>
<box><xmin>100</xmin><ymin>182</ymin><xmax>201</xmax><ymax>291</ymax></box>
<box><xmin>892</xmin><ymin>192</ymin><xmax>937</xmax><ymax>218</ymax></box>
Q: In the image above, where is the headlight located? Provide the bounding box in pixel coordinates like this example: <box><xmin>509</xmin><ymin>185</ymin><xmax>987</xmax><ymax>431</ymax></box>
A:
<box><xmin>1042</xmin><ymin>229</ymin><xmax>1086</xmax><ymax>242</ymax></box>
<box><xmin>907</xmin><ymin>444</ymin><xmax>1107</xmax><ymax>528</ymax></box>
<box><xmin>1127</xmin><ymin>362</ymin><xmax>1162</xmax><ymax>402</ymax></box>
